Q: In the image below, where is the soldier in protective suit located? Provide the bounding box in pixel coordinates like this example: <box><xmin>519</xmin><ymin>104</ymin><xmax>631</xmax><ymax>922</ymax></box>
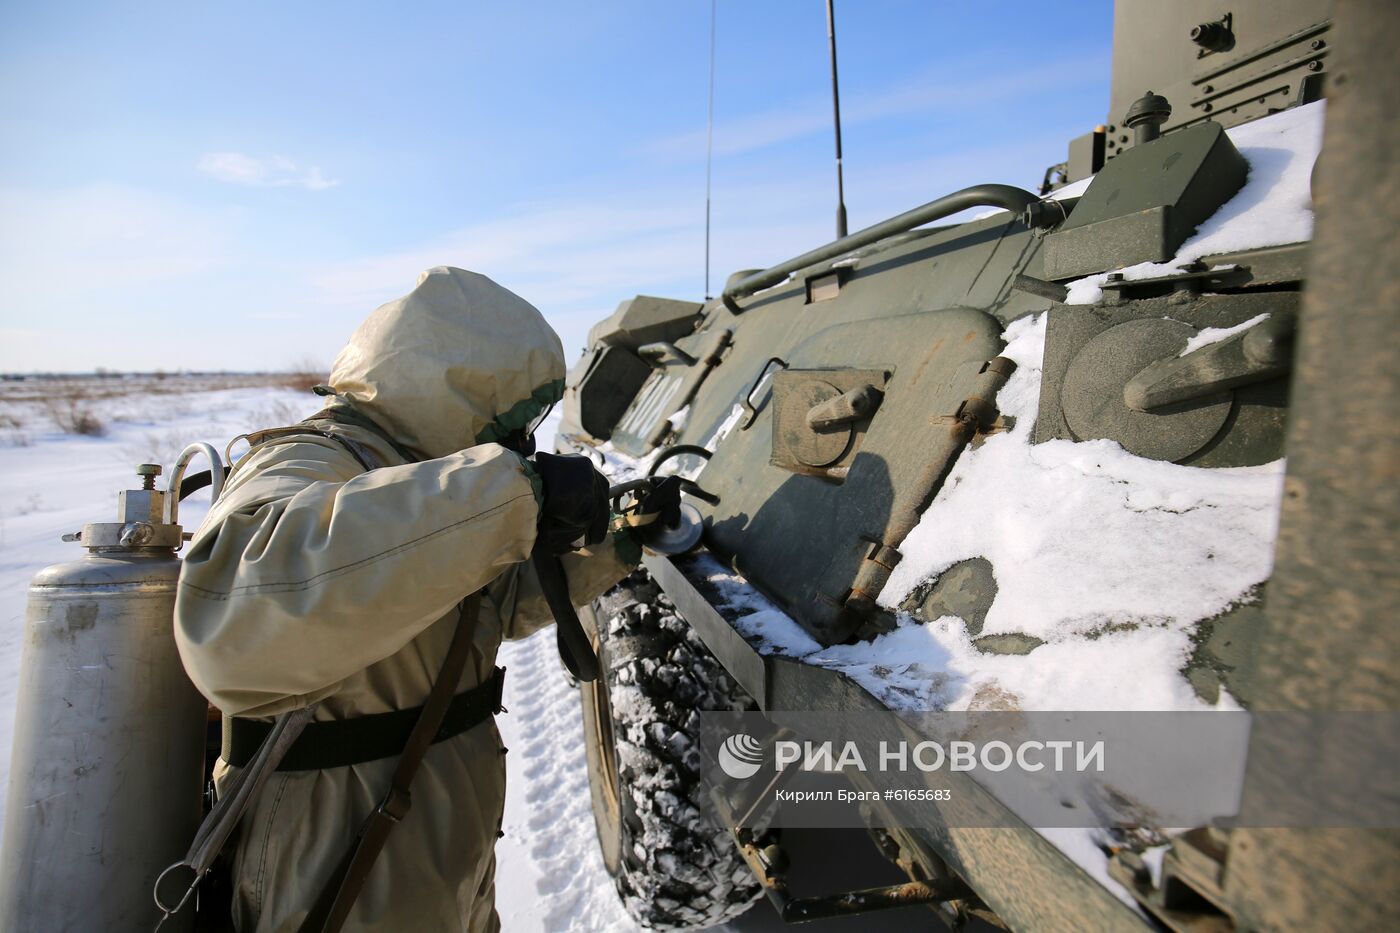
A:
<box><xmin>175</xmin><ymin>266</ymin><xmax>646</xmax><ymax>931</ymax></box>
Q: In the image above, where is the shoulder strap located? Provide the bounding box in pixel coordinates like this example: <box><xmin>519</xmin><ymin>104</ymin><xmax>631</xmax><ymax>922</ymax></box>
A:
<box><xmin>231</xmin><ymin>402</ymin><xmax>417</xmax><ymax>478</ymax></box>
<box><xmin>298</xmin><ymin>590</ymin><xmax>484</xmax><ymax>933</ymax></box>
<box><xmin>153</xmin><ymin>707</ymin><xmax>317</xmax><ymax>925</ymax></box>
<box><xmin>532</xmin><ymin>547</ymin><xmax>601</xmax><ymax>682</ymax></box>
<box><xmin>226</xmin><ymin>424</ymin><xmax>383</xmax><ymax>475</ymax></box>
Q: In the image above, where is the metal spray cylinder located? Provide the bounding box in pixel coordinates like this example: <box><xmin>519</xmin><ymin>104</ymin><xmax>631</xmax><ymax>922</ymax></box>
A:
<box><xmin>0</xmin><ymin>449</ymin><xmax>221</xmax><ymax>932</ymax></box>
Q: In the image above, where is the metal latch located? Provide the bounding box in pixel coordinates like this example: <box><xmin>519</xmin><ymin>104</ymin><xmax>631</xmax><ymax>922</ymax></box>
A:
<box><xmin>1124</xmin><ymin>311</ymin><xmax>1295</xmax><ymax>411</ymax></box>
<box><xmin>806</xmin><ymin>383</ymin><xmax>884</xmax><ymax>430</ymax></box>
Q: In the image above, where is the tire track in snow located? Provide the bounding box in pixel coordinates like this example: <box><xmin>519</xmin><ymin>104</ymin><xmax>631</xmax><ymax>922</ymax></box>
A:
<box><xmin>497</xmin><ymin>628</ymin><xmax>643</xmax><ymax>932</ymax></box>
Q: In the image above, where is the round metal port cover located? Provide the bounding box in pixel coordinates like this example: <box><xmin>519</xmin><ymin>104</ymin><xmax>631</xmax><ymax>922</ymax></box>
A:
<box><xmin>778</xmin><ymin>379</ymin><xmax>853</xmax><ymax>467</ymax></box>
<box><xmin>1061</xmin><ymin>317</ymin><xmax>1231</xmax><ymax>462</ymax></box>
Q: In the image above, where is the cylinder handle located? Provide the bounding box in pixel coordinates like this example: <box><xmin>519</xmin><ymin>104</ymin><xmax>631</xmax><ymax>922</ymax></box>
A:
<box><xmin>165</xmin><ymin>443</ymin><xmax>226</xmax><ymax>526</ymax></box>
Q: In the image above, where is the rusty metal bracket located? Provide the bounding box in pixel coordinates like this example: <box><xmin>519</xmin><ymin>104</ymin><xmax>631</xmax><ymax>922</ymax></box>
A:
<box><xmin>957</xmin><ymin>356</ymin><xmax>1017</xmax><ymax>430</ymax></box>
<box><xmin>846</xmin><ymin>542</ymin><xmax>903</xmax><ymax>619</ymax></box>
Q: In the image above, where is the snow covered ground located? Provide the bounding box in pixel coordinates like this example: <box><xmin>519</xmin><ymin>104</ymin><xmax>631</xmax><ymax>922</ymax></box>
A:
<box><xmin>493</xmin><ymin>628</ymin><xmax>647</xmax><ymax>931</ymax></box>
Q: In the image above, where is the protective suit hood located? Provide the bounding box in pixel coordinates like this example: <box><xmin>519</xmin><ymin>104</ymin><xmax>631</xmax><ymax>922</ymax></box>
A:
<box><xmin>328</xmin><ymin>266</ymin><xmax>565</xmax><ymax>459</ymax></box>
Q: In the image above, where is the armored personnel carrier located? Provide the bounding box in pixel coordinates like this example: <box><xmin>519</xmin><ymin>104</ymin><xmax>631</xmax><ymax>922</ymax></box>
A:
<box><xmin>559</xmin><ymin>1</ymin><xmax>1400</xmax><ymax>929</ymax></box>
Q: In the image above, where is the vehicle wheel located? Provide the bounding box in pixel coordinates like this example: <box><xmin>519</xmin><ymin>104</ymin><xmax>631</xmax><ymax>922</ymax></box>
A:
<box><xmin>580</xmin><ymin>569</ymin><xmax>762</xmax><ymax>930</ymax></box>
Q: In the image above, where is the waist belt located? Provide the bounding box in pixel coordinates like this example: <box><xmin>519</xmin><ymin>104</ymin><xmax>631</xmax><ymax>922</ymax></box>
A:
<box><xmin>222</xmin><ymin>667</ymin><xmax>506</xmax><ymax>772</ymax></box>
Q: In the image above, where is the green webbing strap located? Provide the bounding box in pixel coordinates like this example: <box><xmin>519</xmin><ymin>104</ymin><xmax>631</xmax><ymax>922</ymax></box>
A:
<box><xmin>222</xmin><ymin>668</ymin><xmax>505</xmax><ymax>772</ymax></box>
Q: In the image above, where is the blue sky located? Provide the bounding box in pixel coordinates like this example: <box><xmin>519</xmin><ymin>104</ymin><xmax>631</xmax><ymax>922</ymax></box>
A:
<box><xmin>0</xmin><ymin>1</ymin><xmax>1112</xmax><ymax>373</ymax></box>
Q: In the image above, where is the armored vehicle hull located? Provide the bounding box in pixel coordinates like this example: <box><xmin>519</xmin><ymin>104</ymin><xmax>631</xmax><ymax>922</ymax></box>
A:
<box><xmin>559</xmin><ymin>1</ymin><xmax>1400</xmax><ymax>929</ymax></box>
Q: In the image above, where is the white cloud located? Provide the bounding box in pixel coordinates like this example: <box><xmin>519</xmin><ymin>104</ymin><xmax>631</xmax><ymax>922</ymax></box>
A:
<box><xmin>197</xmin><ymin>152</ymin><xmax>340</xmax><ymax>191</ymax></box>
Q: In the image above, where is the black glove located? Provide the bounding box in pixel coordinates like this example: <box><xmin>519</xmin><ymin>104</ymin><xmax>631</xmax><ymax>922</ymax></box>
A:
<box><xmin>532</xmin><ymin>452</ymin><xmax>610</xmax><ymax>554</ymax></box>
<box><xmin>637</xmin><ymin>476</ymin><xmax>683</xmax><ymax>529</ymax></box>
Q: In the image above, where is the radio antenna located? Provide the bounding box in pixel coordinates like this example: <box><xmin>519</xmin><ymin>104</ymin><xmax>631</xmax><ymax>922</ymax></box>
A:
<box><xmin>825</xmin><ymin>0</ymin><xmax>848</xmax><ymax>238</ymax></box>
<box><xmin>704</xmin><ymin>0</ymin><xmax>717</xmax><ymax>299</ymax></box>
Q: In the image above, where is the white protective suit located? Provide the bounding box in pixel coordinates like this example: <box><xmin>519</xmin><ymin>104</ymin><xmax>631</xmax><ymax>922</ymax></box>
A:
<box><xmin>175</xmin><ymin>267</ymin><xmax>638</xmax><ymax>932</ymax></box>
